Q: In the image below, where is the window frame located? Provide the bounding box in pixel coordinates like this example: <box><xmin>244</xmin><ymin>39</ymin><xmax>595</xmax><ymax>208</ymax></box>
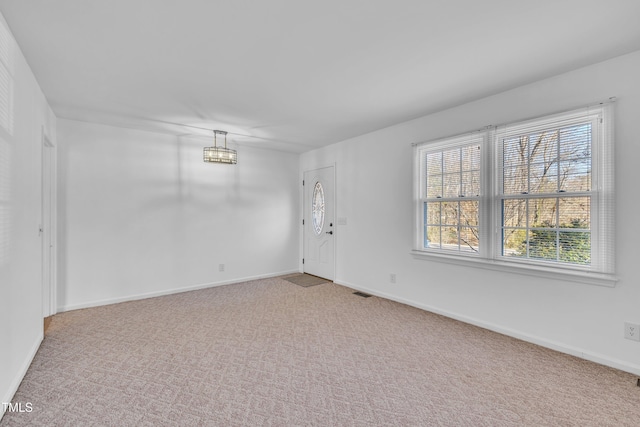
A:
<box><xmin>412</xmin><ymin>104</ymin><xmax>616</xmax><ymax>287</ymax></box>
<box><xmin>416</xmin><ymin>133</ymin><xmax>485</xmax><ymax>257</ymax></box>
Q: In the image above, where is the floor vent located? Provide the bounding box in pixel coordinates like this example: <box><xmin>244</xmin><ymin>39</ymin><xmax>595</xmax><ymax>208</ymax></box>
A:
<box><xmin>353</xmin><ymin>291</ymin><xmax>372</xmax><ymax>298</ymax></box>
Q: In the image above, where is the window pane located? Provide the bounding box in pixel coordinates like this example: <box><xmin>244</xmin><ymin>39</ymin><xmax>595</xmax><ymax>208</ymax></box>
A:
<box><xmin>443</xmin><ymin>149</ymin><xmax>460</xmax><ymax>173</ymax></box>
<box><xmin>528</xmin><ymin>131</ymin><xmax>558</xmax><ymax>165</ymax></box>
<box><xmin>442</xmin><ymin>202</ymin><xmax>458</xmax><ymax>226</ymax></box>
<box><xmin>560</xmin><ymin>198</ymin><xmax>591</xmax><ymax>264</ymax></box>
<box><xmin>460</xmin><ymin>227</ymin><xmax>479</xmax><ymax>253</ymax></box>
<box><xmin>503</xmin><ymin>165</ymin><xmax>528</xmax><ymax>194</ymax></box>
<box><xmin>559</xmin><ymin>124</ymin><xmax>591</xmax><ymax>193</ymax></box>
<box><xmin>502</xmin><ymin>135</ymin><xmax>529</xmax><ymax>195</ymax></box>
<box><xmin>503</xmin><ymin>229</ymin><xmax>527</xmax><ymax>257</ymax></box>
<box><xmin>503</xmin><ymin>135</ymin><xmax>528</xmax><ymax>167</ymax></box>
<box><xmin>426</xmin><ymin>152</ymin><xmax>442</xmax><ymax>175</ymax></box>
<box><xmin>426</xmin><ymin>225</ymin><xmax>441</xmax><ymax>248</ymax></box>
<box><xmin>462</xmin><ymin>144</ymin><xmax>481</xmax><ymax>171</ymax></box>
<box><xmin>530</xmin><ymin>161</ymin><xmax>558</xmax><ymax>193</ymax></box>
<box><xmin>528</xmin><ymin>228</ymin><xmax>558</xmax><ymax>261</ymax></box>
<box><xmin>559</xmin><ymin>124</ymin><xmax>591</xmax><ymax>161</ymax></box>
<box><xmin>461</xmin><ymin>171</ymin><xmax>480</xmax><ymax>197</ymax></box>
<box><xmin>426</xmin><ymin>174</ymin><xmax>442</xmax><ymax>198</ymax></box>
<box><xmin>312</xmin><ymin>182</ymin><xmax>325</xmax><ymax>235</ymax></box>
<box><xmin>426</xmin><ymin>152</ymin><xmax>443</xmax><ymax>198</ymax></box>
<box><xmin>502</xmin><ymin>199</ymin><xmax>526</xmax><ymax>228</ymax></box>
<box><xmin>443</xmin><ymin>172</ymin><xmax>461</xmax><ymax>198</ymax></box>
<box><xmin>426</xmin><ymin>202</ymin><xmax>441</xmax><ymax>225</ymax></box>
<box><xmin>527</xmin><ymin>198</ymin><xmax>558</xmax><ymax>228</ymax></box>
<box><xmin>441</xmin><ymin>226</ymin><xmax>459</xmax><ymax>249</ymax></box>
<box><xmin>460</xmin><ymin>201</ymin><xmax>478</xmax><ymax>227</ymax></box>
<box><xmin>559</xmin><ymin>159</ymin><xmax>591</xmax><ymax>192</ymax></box>
<box><xmin>559</xmin><ymin>230</ymin><xmax>590</xmax><ymax>264</ymax></box>
<box><xmin>559</xmin><ymin>197</ymin><xmax>590</xmax><ymax>228</ymax></box>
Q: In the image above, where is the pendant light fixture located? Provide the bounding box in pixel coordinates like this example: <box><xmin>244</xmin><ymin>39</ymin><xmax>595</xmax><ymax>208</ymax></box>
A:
<box><xmin>203</xmin><ymin>130</ymin><xmax>237</xmax><ymax>164</ymax></box>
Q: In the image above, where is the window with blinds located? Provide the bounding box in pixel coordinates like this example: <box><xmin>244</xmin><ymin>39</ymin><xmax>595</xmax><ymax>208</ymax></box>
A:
<box><xmin>500</xmin><ymin>121</ymin><xmax>593</xmax><ymax>265</ymax></box>
<box><xmin>421</xmin><ymin>136</ymin><xmax>482</xmax><ymax>253</ymax></box>
<box><xmin>414</xmin><ymin>104</ymin><xmax>615</xmax><ymax>285</ymax></box>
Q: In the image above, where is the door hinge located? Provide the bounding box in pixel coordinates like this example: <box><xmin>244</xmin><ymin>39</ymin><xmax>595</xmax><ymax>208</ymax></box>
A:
<box><xmin>302</xmin><ymin>219</ymin><xmax>305</xmax><ymax>225</ymax></box>
<box><xmin>302</xmin><ymin>180</ymin><xmax>305</xmax><ymax>186</ymax></box>
<box><xmin>302</xmin><ymin>258</ymin><xmax>305</xmax><ymax>264</ymax></box>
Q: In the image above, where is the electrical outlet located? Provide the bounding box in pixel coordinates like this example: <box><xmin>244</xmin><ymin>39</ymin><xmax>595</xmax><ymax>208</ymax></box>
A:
<box><xmin>389</xmin><ymin>273</ymin><xmax>396</xmax><ymax>284</ymax></box>
<box><xmin>624</xmin><ymin>322</ymin><xmax>640</xmax><ymax>341</ymax></box>
<box><xmin>219</xmin><ymin>264</ymin><xmax>225</xmax><ymax>272</ymax></box>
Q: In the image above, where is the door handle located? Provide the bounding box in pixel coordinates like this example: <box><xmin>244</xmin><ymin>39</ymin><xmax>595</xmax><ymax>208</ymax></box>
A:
<box><xmin>326</xmin><ymin>231</ymin><xmax>333</xmax><ymax>235</ymax></box>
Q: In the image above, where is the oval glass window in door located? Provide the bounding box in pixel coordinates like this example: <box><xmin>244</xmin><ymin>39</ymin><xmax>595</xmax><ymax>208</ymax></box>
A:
<box><xmin>312</xmin><ymin>181</ymin><xmax>325</xmax><ymax>235</ymax></box>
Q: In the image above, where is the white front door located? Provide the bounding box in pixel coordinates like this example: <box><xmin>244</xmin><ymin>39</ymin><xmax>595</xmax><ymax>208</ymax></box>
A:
<box><xmin>303</xmin><ymin>166</ymin><xmax>335</xmax><ymax>280</ymax></box>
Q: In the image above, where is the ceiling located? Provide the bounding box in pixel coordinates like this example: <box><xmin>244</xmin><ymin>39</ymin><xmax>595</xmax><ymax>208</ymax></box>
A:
<box><xmin>1</xmin><ymin>1</ymin><xmax>639</xmax><ymax>153</ymax></box>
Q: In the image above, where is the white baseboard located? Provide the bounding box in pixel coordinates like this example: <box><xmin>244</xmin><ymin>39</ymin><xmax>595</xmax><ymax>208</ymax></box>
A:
<box><xmin>57</xmin><ymin>270</ymin><xmax>299</xmax><ymax>313</ymax></box>
<box><xmin>1</xmin><ymin>333</ymin><xmax>42</xmax><ymax>422</ymax></box>
<box><xmin>334</xmin><ymin>279</ymin><xmax>640</xmax><ymax>377</ymax></box>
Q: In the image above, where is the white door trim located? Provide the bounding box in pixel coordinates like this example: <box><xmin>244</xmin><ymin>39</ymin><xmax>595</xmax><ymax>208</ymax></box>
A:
<box><xmin>41</xmin><ymin>127</ymin><xmax>56</xmax><ymax>317</ymax></box>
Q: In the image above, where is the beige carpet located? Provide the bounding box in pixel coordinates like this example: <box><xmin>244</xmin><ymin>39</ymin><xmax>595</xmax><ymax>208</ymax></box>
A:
<box><xmin>2</xmin><ymin>277</ymin><xmax>639</xmax><ymax>426</ymax></box>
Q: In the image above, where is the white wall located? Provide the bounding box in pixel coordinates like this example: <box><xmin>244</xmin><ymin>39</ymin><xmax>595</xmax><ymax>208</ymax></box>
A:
<box><xmin>301</xmin><ymin>50</ymin><xmax>640</xmax><ymax>375</ymax></box>
<box><xmin>0</xmin><ymin>12</ymin><xmax>57</xmax><ymax>412</ymax></box>
<box><xmin>57</xmin><ymin>120</ymin><xmax>299</xmax><ymax>310</ymax></box>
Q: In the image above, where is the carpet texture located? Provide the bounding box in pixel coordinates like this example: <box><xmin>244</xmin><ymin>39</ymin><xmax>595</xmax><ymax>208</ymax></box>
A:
<box><xmin>282</xmin><ymin>273</ymin><xmax>330</xmax><ymax>288</ymax></box>
<box><xmin>2</xmin><ymin>277</ymin><xmax>639</xmax><ymax>426</ymax></box>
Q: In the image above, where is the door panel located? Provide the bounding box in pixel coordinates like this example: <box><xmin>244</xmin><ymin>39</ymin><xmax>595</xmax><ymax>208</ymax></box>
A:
<box><xmin>303</xmin><ymin>166</ymin><xmax>335</xmax><ymax>280</ymax></box>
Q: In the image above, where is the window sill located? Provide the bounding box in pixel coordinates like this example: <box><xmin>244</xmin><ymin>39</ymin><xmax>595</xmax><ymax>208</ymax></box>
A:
<box><xmin>410</xmin><ymin>250</ymin><xmax>617</xmax><ymax>287</ymax></box>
